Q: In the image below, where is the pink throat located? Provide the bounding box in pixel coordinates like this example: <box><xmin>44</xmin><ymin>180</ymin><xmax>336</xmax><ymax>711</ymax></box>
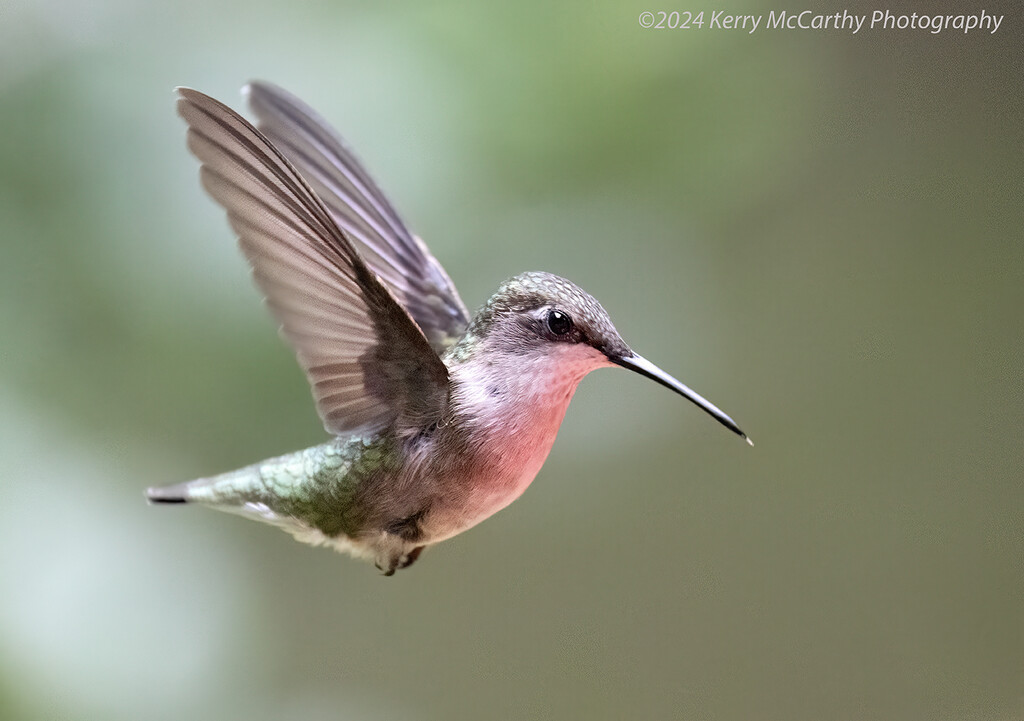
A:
<box><xmin>446</xmin><ymin>347</ymin><xmax>611</xmax><ymax>522</ymax></box>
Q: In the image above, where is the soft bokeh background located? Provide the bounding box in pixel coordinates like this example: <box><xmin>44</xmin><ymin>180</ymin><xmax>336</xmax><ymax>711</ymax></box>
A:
<box><xmin>1</xmin><ymin>0</ymin><xmax>1021</xmax><ymax>719</ymax></box>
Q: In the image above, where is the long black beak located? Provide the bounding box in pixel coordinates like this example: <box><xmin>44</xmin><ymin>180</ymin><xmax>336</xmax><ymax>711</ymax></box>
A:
<box><xmin>611</xmin><ymin>354</ymin><xmax>753</xmax><ymax>445</ymax></box>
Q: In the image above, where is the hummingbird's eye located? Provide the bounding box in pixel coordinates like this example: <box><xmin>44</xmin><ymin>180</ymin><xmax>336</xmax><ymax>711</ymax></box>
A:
<box><xmin>546</xmin><ymin>309</ymin><xmax>573</xmax><ymax>336</ymax></box>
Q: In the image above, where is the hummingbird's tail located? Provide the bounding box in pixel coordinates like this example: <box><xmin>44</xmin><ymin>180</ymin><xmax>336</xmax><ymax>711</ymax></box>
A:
<box><xmin>145</xmin><ymin>464</ymin><xmax>261</xmax><ymax>507</ymax></box>
<box><xmin>145</xmin><ymin>448</ymin><xmax>374</xmax><ymax>559</ymax></box>
<box><xmin>146</xmin><ymin>484</ymin><xmax>191</xmax><ymax>503</ymax></box>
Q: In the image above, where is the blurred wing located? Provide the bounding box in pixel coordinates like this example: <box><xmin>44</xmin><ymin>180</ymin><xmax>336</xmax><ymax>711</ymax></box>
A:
<box><xmin>177</xmin><ymin>87</ymin><xmax>450</xmax><ymax>436</ymax></box>
<box><xmin>245</xmin><ymin>81</ymin><xmax>471</xmax><ymax>353</ymax></box>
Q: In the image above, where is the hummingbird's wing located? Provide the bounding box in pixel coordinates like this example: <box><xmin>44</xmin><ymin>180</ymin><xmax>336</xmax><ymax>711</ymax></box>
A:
<box><xmin>177</xmin><ymin>88</ymin><xmax>450</xmax><ymax>436</ymax></box>
<box><xmin>244</xmin><ymin>81</ymin><xmax>471</xmax><ymax>354</ymax></box>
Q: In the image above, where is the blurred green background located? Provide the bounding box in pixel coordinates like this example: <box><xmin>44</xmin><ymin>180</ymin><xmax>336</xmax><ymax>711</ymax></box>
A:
<box><xmin>1</xmin><ymin>0</ymin><xmax>1021</xmax><ymax>719</ymax></box>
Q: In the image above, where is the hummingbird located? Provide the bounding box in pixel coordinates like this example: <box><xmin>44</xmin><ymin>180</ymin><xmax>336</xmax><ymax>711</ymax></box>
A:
<box><xmin>147</xmin><ymin>83</ymin><xmax>751</xmax><ymax>575</ymax></box>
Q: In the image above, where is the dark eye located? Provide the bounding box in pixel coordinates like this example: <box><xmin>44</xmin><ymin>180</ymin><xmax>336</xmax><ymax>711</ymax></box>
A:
<box><xmin>546</xmin><ymin>309</ymin><xmax>573</xmax><ymax>336</ymax></box>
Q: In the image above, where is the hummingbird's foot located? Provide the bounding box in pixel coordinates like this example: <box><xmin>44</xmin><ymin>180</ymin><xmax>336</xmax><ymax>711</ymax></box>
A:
<box><xmin>374</xmin><ymin>545</ymin><xmax>425</xmax><ymax>575</ymax></box>
<box><xmin>374</xmin><ymin>510</ymin><xmax>428</xmax><ymax>574</ymax></box>
<box><xmin>398</xmin><ymin>545</ymin><xmax>425</xmax><ymax>570</ymax></box>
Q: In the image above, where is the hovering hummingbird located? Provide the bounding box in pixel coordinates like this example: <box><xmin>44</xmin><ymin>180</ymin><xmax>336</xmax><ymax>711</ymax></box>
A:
<box><xmin>147</xmin><ymin>83</ymin><xmax>751</xmax><ymax>575</ymax></box>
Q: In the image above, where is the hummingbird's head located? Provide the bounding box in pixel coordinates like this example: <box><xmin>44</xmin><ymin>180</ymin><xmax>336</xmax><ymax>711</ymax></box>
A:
<box><xmin>464</xmin><ymin>271</ymin><xmax>628</xmax><ymax>367</ymax></box>
<box><xmin>457</xmin><ymin>272</ymin><xmax>750</xmax><ymax>442</ymax></box>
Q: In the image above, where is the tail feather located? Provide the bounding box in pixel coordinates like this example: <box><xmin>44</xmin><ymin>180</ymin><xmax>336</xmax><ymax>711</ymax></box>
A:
<box><xmin>146</xmin><ymin>483</ymin><xmax>191</xmax><ymax>504</ymax></box>
<box><xmin>144</xmin><ymin>448</ymin><xmax>376</xmax><ymax>560</ymax></box>
<box><xmin>146</xmin><ymin>465</ymin><xmax>261</xmax><ymax>508</ymax></box>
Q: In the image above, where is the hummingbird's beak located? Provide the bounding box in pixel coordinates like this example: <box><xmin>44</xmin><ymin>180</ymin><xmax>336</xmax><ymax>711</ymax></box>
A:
<box><xmin>610</xmin><ymin>354</ymin><xmax>753</xmax><ymax>445</ymax></box>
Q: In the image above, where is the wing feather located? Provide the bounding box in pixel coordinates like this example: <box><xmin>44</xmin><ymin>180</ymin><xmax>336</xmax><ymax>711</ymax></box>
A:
<box><xmin>176</xmin><ymin>87</ymin><xmax>450</xmax><ymax>437</ymax></box>
<box><xmin>245</xmin><ymin>81</ymin><xmax>471</xmax><ymax>353</ymax></box>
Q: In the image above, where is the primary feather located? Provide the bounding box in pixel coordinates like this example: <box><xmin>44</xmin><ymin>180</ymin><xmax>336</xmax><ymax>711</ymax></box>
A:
<box><xmin>177</xmin><ymin>88</ymin><xmax>450</xmax><ymax>436</ymax></box>
<box><xmin>245</xmin><ymin>81</ymin><xmax>471</xmax><ymax>353</ymax></box>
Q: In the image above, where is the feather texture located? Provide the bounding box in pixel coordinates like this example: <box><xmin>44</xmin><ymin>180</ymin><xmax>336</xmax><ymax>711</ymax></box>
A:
<box><xmin>177</xmin><ymin>87</ymin><xmax>450</xmax><ymax>436</ymax></box>
<box><xmin>244</xmin><ymin>81</ymin><xmax>471</xmax><ymax>352</ymax></box>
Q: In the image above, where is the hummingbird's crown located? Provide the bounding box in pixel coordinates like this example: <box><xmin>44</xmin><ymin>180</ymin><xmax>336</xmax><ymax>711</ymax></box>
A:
<box><xmin>469</xmin><ymin>271</ymin><xmax>631</xmax><ymax>360</ymax></box>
